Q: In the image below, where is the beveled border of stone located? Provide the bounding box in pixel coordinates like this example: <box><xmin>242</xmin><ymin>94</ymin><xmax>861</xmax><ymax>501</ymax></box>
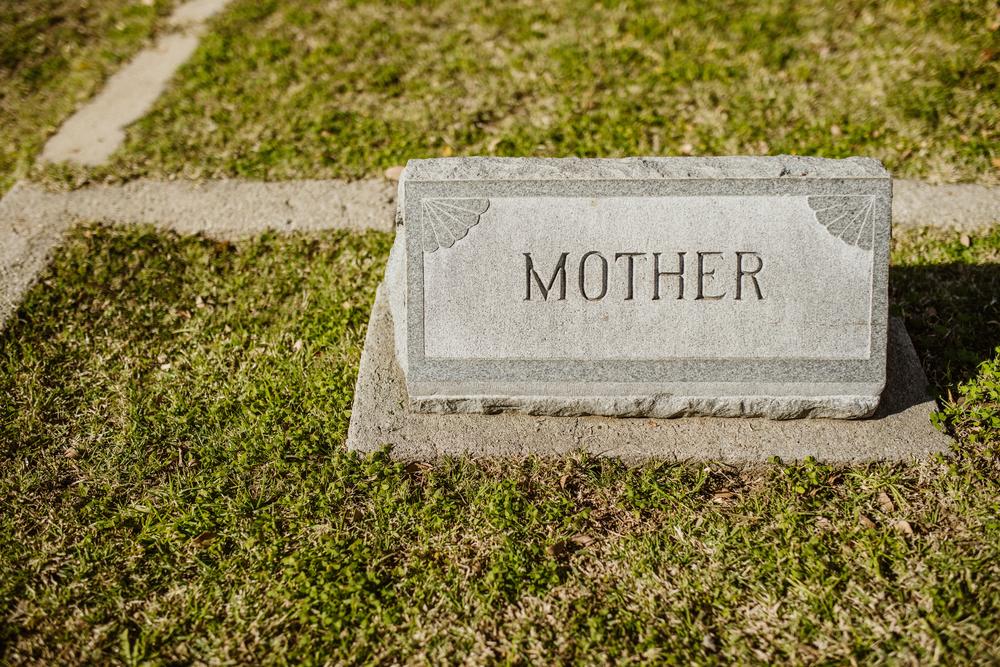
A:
<box><xmin>346</xmin><ymin>285</ymin><xmax>952</xmax><ymax>463</ymax></box>
<box><xmin>399</xmin><ymin>157</ymin><xmax>891</xmax><ymax>400</ymax></box>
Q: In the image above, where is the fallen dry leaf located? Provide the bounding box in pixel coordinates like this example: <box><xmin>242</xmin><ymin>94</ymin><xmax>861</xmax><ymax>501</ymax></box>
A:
<box><xmin>63</xmin><ymin>448</ymin><xmax>79</xmax><ymax>459</ymax></box>
<box><xmin>711</xmin><ymin>490</ymin><xmax>737</xmax><ymax>504</ymax></box>
<box><xmin>404</xmin><ymin>461</ymin><xmax>432</xmax><ymax>477</ymax></box>
<box><xmin>548</xmin><ymin>534</ymin><xmax>595</xmax><ymax>558</ymax></box>
<box><xmin>546</xmin><ymin>540</ymin><xmax>568</xmax><ymax>558</ymax></box>
<box><xmin>877</xmin><ymin>491</ymin><xmax>895</xmax><ymax>513</ymax></box>
<box><xmin>191</xmin><ymin>531</ymin><xmax>216</xmax><ymax>548</ymax></box>
<box><xmin>893</xmin><ymin>519</ymin><xmax>914</xmax><ymax>536</ymax></box>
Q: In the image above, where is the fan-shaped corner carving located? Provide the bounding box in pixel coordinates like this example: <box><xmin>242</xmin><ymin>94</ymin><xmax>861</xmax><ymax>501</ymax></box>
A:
<box><xmin>420</xmin><ymin>198</ymin><xmax>490</xmax><ymax>252</ymax></box>
<box><xmin>807</xmin><ymin>195</ymin><xmax>877</xmax><ymax>250</ymax></box>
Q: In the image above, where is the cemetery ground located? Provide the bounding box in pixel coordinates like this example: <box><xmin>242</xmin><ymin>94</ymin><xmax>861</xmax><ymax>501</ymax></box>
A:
<box><xmin>1</xmin><ymin>224</ymin><xmax>998</xmax><ymax>663</ymax></box>
<box><xmin>35</xmin><ymin>0</ymin><xmax>999</xmax><ymax>187</ymax></box>
<box><xmin>0</xmin><ymin>0</ymin><xmax>176</xmax><ymax>195</ymax></box>
<box><xmin>2</xmin><ymin>0</ymin><xmax>999</xmax><ymax>663</ymax></box>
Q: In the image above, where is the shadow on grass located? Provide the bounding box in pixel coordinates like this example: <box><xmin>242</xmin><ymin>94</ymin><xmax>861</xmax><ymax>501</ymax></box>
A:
<box><xmin>891</xmin><ymin>262</ymin><xmax>1000</xmax><ymax>394</ymax></box>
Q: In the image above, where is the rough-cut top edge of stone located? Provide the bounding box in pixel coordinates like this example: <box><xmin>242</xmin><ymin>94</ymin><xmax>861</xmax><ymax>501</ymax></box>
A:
<box><xmin>402</xmin><ymin>156</ymin><xmax>889</xmax><ymax>181</ymax></box>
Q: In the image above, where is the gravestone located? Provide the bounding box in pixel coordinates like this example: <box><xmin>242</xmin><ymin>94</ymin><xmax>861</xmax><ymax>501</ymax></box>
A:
<box><xmin>347</xmin><ymin>157</ymin><xmax>951</xmax><ymax>461</ymax></box>
<box><xmin>387</xmin><ymin>156</ymin><xmax>889</xmax><ymax>419</ymax></box>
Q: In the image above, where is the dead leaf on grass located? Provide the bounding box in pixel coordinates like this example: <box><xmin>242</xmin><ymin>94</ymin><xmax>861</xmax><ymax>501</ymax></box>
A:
<box><xmin>546</xmin><ymin>541</ymin><xmax>567</xmax><ymax>558</ymax></box>
<box><xmin>877</xmin><ymin>490</ymin><xmax>895</xmax><ymax>513</ymax></box>
<box><xmin>547</xmin><ymin>534</ymin><xmax>595</xmax><ymax>558</ymax></box>
<box><xmin>893</xmin><ymin>519</ymin><xmax>914</xmax><ymax>536</ymax></box>
<box><xmin>404</xmin><ymin>461</ymin><xmax>432</xmax><ymax>478</ymax></box>
<box><xmin>711</xmin><ymin>489</ymin><xmax>737</xmax><ymax>504</ymax></box>
<box><xmin>191</xmin><ymin>531</ymin><xmax>216</xmax><ymax>548</ymax></box>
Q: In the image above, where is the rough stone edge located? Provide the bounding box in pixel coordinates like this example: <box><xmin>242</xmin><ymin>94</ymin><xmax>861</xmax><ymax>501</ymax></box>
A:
<box><xmin>346</xmin><ymin>284</ymin><xmax>953</xmax><ymax>463</ymax></box>
<box><xmin>408</xmin><ymin>392</ymin><xmax>881</xmax><ymax>421</ymax></box>
<box><xmin>402</xmin><ymin>156</ymin><xmax>889</xmax><ymax>181</ymax></box>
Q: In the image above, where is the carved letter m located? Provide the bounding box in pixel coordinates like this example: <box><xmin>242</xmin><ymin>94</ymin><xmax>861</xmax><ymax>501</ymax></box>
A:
<box><xmin>524</xmin><ymin>252</ymin><xmax>568</xmax><ymax>300</ymax></box>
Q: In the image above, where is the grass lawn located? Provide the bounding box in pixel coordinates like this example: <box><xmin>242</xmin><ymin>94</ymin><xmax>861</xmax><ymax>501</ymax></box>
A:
<box><xmin>0</xmin><ymin>0</ymin><xmax>175</xmax><ymax>194</ymax></box>
<box><xmin>39</xmin><ymin>0</ymin><xmax>999</xmax><ymax>188</ymax></box>
<box><xmin>4</xmin><ymin>0</ymin><xmax>999</xmax><ymax>661</ymax></box>
<box><xmin>1</xmin><ymin>223</ymin><xmax>998</xmax><ymax>663</ymax></box>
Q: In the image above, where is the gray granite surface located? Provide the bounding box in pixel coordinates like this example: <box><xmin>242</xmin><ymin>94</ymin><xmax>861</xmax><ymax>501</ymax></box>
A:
<box><xmin>392</xmin><ymin>156</ymin><xmax>891</xmax><ymax>419</ymax></box>
<box><xmin>346</xmin><ymin>286</ymin><xmax>951</xmax><ymax>462</ymax></box>
<box><xmin>401</xmin><ymin>155</ymin><xmax>889</xmax><ymax>181</ymax></box>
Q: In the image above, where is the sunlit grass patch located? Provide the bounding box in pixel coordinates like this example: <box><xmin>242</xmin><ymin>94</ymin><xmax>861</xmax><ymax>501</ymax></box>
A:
<box><xmin>1</xmin><ymin>224</ymin><xmax>998</xmax><ymax>663</ymax></box>
<box><xmin>0</xmin><ymin>0</ymin><xmax>174</xmax><ymax>194</ymax></box>
<box><xmin>46</xmin><ymin>0</ymin><xmax>999</xmax><ymax>187</ymax></box>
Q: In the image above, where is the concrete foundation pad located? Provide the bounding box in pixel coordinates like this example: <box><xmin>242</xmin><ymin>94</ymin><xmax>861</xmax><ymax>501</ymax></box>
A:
<box><xmin>347</xmin><ymin>285</ymin><xmax>952</xmax><ymax>463</ymax></box>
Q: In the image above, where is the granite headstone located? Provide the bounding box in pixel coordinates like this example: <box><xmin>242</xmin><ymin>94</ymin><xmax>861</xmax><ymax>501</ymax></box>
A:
<box><xmin>383</xmin><ymin>156</ymin><xmax>890</xmax><ymax>420</ymax></box>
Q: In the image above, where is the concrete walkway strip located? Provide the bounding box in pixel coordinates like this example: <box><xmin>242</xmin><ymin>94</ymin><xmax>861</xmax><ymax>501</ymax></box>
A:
<box><xmin>50</xmin><ymin>177</ymin><xmax>1000</xmax><ymax>233</ymax></box>
<box><xmin>167</xmin><ymin>0</ymin><xmax>233</xmax><ymax>27</ymax></box>
<box><xmin>0</xmin><ymin>183</ymin><xmax>72</xmax><ymax>328</ymax></box>
<box><xmin>1</xmin><ymin>176</ymin><xmax>998</xmax><ymax>331</ymax></box>
<box><xmin>0</xmin><ymin>178</ymin><xmax>397</xmax><ymax>328</ymax></box>
<box><xmin>39</xmin><ymin>0</ymin><xmax>232</xmax><ymax>166</ymax></box>
<box><xmin>60</xmin><ymin>178</ymin><xmax>398</xmax><ymax>237</ymax></box>
<box><xmin>18</xmin><ymin>177</ymin><xmax>992</xmax><ymax>236</ymax></box>
<box><xmin>892</xmin><ymin>180</ymin><xmax>1000</xmax><ymax>230</ymax></box>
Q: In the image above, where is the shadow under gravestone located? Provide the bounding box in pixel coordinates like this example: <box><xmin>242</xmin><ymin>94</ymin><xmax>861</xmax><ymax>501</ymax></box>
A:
<box><xmin>890</xmin><ymin>262</ymin><xmax>1000</xmax><ymax>394</ymax></box>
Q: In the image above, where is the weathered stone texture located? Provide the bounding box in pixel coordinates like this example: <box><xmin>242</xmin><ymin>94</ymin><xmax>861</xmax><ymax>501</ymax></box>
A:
<box><xmin>390</xmin><ymin>156</ymin><xmax>891</xmax><ymax>419</ymax></box>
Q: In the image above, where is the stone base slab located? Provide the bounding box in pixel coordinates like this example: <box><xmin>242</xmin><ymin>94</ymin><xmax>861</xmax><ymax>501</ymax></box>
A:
<box><xmin>346</xmin><ymin>285</ymin><xmax>952</xmax><ymax>463</ymax></box>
